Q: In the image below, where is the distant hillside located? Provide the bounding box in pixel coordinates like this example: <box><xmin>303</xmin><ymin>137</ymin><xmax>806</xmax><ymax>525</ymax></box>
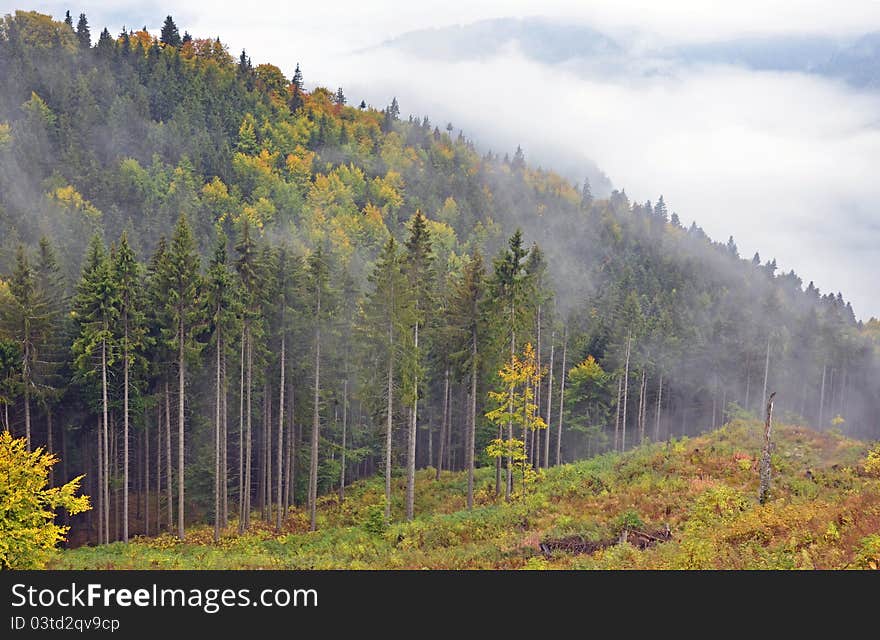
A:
<box><xmin>378</xmin><ymin>17</ymin><xmax>880</xmax><ymax>88</ymax></box>
<box><xmin>52</xmin><ymin>420</ymin><xmax>880</xmax><ymax>569</ymax></box>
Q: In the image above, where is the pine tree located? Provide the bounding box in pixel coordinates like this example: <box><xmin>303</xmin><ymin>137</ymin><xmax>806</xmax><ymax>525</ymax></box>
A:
<box><xmin>448</xmin><ymin>251</ymin><xmax>486</xmax><ymax>509</ymax></box>
<box><xmin>334</xmin><ymin>87</ymin><xmax>346</xmax><ymax>106</ymax></box>
<box><xmin>511</xmin><ymin>145</ymin><xmax>526</xmax><ymax>173</ymax></box>
<box><xmin>64</xmin><ymin>11</ymin><xmax>73</xmax><ymax>28</ymax></box>
<box><xmin>487</xmin><ymin>230</ymin><xmax>530</xmax><ymax>500</ymax></box>
<box><xmin>305</xmin><ymin>245</ymin><xmax>334</xmax><ymax>531</ymax></box>
<box><xmin>403</xmin><ymin>211</ymin><xmax>433</xmax><ymax>521</ymax></box>
<box><xmin>155</xmin><ymin>215</ymin><xmax>202</xmax><ymax>540</ymax></box>
<box><xmin>72</xmin><ymin>236</ymin><xmax>117</xmax><ymax>542</ymax></box>
<box><xmin>112</xmin><ymin>232</ymin><xmax>147</xmax><ymax>542</ymax></box>
<box><xmin>581</xmin><ymin>178</ymin><xmax>593</xmax><ymax>208</ymax></box>
<box><xmin>160</xmin><ymin>16</ymin><xmax>181</xmax><ymax>48</ymax></box>
<box><xmin>75</xmin><ymin>14</ymin><xmax>90</xmax><ymax>50</ymax></box>
<box><xmin>0</xmin><ymin>246</ymin><xmax>51</xmax><ymax>451</ymax></box>
<box><xmin>359</xmin><ymin>237</ymin><xmax>412</xmax><ymax>522</ymax></box>
<box><xmin>205</xmin><ymin>228</ymin><xmax>239</xmax><ymax>540</ymax></box>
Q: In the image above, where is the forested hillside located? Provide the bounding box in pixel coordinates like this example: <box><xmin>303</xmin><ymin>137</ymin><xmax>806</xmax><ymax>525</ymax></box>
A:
<box><xmin>0</xmin><ymin>10</ymin><xmax>877</xmax><ymax>545</ymax></box>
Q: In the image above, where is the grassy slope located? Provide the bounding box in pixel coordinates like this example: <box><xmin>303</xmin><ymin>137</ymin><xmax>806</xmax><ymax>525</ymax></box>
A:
<box><xmin>52</xmin><ymin>419</ymin><xmax>880</xmax><ymax>569</ymax></box>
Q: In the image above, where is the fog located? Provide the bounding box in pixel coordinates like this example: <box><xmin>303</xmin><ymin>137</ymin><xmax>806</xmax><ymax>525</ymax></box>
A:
<box><xmin>19</xmin><ymin>1</ymin><xmax>880</xmax><ymax>319</ymax></box>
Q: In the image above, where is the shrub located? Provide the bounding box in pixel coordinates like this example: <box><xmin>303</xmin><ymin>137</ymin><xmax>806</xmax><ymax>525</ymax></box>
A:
<box><xmin>0</xmin><ymin>432</ymin><xmax>91</xmax><ymax>568</ymax></box>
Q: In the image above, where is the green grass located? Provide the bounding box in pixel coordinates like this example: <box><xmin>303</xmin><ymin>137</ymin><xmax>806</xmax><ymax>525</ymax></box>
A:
<box><xmin>51</xmin><ymin>419</ymin><xmax>880</xmax><ymax>569</ymax></box>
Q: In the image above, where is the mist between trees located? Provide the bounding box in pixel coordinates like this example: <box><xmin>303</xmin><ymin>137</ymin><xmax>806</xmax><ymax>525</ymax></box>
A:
<box><xmin>0</xmin><ymin>10</ymin><xmax>877</xmax><ymax>543</ymax></box>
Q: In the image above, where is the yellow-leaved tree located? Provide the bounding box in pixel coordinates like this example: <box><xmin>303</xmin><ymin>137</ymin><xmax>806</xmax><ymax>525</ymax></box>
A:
<box><xmin>0</xmin><ymin>432</ymin><xmax>91</xmax><ymax>568</ymax></box>
<box><xmin>485</xmin><ymin>343</ymin><xmax>546</xmax><ymax>499</ymax></box>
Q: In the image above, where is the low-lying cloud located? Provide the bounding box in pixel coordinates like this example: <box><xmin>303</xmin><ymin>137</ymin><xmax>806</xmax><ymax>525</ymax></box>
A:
<box><xmin>307</xmin><ymin>44</ymin><xmax>880</xmax><ymax>319</ymax></box>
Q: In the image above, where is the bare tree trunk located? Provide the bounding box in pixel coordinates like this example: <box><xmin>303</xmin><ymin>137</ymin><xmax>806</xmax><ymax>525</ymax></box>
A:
<box><xmin>244</xmin><ymin>331</ymin><xmax>253</xmax><ymax>530</ymax></box>
<box><xmin>506</xmin><ymin>318</ymin><xmax>515</xmax><ymax>502</ymax></box>
<box><xmin>284</xmin><ymin>379</ymin><xmax>293</xmax><ymax>511</ymax></box>
<box><xmin>156</xmin><ymin>403</ymin><xmax>161</xmax><ymax>534</ymax></box>
<box><xmin>436</xmin><ymin>366</ymin><xmax>449</xmax><ymax>480</ymax></box>
<box><xmin>97</xmin><ymin>424</ymin><xmax>103</xmax><ymax>544</ymax></box>
<box><xmin>145</xmin><ymin>416</ymin><xmax>149</xmax><ymax>536</ymax></box>
<box><xmin>339</xmin><ymin>378</ymin><xmax>347</xmax><ymax>503</ymax></box>
<box><xmin>276</xmin><ymin>334</ymin><xmax>285</xmax><ymax>529</ymax></box>
<box><xmin>621</xmin><ymin>335</ymin><xmax>631</xmax><ymax>452</ymax></box>
<box><xmin>214</xmin><ymin>330</ymin><xmax>222</xmax><ymax>542</ymax></box>
<box><xmin>614</xmin><ymin>375</ymin><xmax>622</xmax><ymax>452</ymax></box>
<box><xmin>177</xmin><ymin>321</ymin><xmax>186</xmax><ymax>540</ymax></box>
<box><xmin>556</xmin><ymin>329</ymin><xmax>567</xmax><ymax>466</ymax></box>
<box><xmin>654</xmin><ymin>373</ymin><xmax>663</xmax><ymax>442</ymax></box>
<box><xmin>758</xmin><ymin>392</ymin><xmax>776</xmax><ymax>504</ymax></box>
<box><xmin>406</xmin><ymin>321</ymin><xmax>418</xmax><ymax>521</ymax></box>
<box><xmin>309</xmin><ymin>315</ymin><xmax>321</xmax><ymax>532</ymax></box>
<box><xmin>744</xmin><ymin>353</ymin><xmax>751</xmax><ymax>414</ymax></box>
<box><xmin>385</xmin><ymin>342</ymin><xmax>394</xmax><ymax>522</ymax></box>
<box><xmin>44</xmin><ymin>409</ymin><xmax>53</xmax><ymax>487</ymax></box>
<box><xmin>818</xmin><ymin>362</ymin><xmax>827</xmax><ymax>428</ymax></box>
<box><xmin>467</xmin><ymin>327</ymin><xmax>478</xmax><ymax>510</ymax></box>
<box><xmin>638</xmin><ymin>369</ymin><xmax>647</xmax><ymax>445</ymax></box>
<box><xmin>761</xmin><ymin>337</ymin><xmax>771</xmax><ymax>416</ymax></box>
<box><xmin>23</xmin><ymin>343</ymin><xmax>30</xmax><ymax>451</ymax></box>
<box><xmin>102</xmin><ymin>338</ymin><xmax>110</xmax><ymax>542</ymax></box>
<box><xmin>543</xmin><ymin>337</ymin><xmax>554</xmax><ymax>469</ymax></box>
<box><xmin>238</xmin><ymin>334</ymin><xmax>244</xmax><ymax>531</ymax></box>
<box><xmin>123</xmin><ymin>322</ymin><xmax>130</xmax><ymax>542</ymax></box>
<box><xmin>221</xmin><ymin>350</ymin><xmax>228</xmax><ymax>529</ymax></box>
<box><xmin>165</xmin><ymin>382</ymin><xmax>172</xmax><ymax>534</ymax></box>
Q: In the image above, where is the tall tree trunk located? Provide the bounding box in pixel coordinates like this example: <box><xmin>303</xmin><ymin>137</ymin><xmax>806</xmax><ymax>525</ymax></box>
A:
<box><xmin>214</xmin><ymin>329</ymin><xmax>222</xmax><ymax>542</ymax></box>
<box><xmin>761</xmin><ymin>337</ymin><xmax>771</xmax><ymax>416</ymax></box>
<box><xmin>276</xmin><ymin>334</ymin><xmax>285</xmax><ymax>529</ymax></box>
<box><xmin>621</xmin><ymin>335</ymin><xmax>631</xmax><ymax>452</ymax></box>
<box><xmin>97</xmin><ymin>423</ymin><xmax>103</xmax><ymax>544</ymax></box>
<box><xmin>284</xmin><ymin>379</ymin><xmax>293</xmax><ymax>511</ymax></box>
<box><xmin>244</xmin><ymin>330</ymin><xmax>253</xmax><ymax>530</ymax></box>
<box><xmin>436</xmin><ymin>366</ymin><xmax>449</xmax><ymax>480</ymax></box>
<box><xmin>238</xmin><ymin>332</ymin><xmax>245</xmax><ymax>532</ymax></box>
<box><xmin>156</xmin><ymin>403</ymin><xmax>161</xmax><ymax>534</ymax></box>
<box><xmin>23</xmin><ymin>343</ymin><xmax>30</xmax><ymax>451</ymax></box>
<box><xmin>506</xmin><ymin>315</ymin><xmax>515</xmax><ymax>502</ymax></box>
<box><xmin>123</xmin><ymin>321</ymin><xmax>130</xmax><ymax>543</ymax></box>
<box><xmin>145</xmin><ymin>416</ymin><xmax>149</xmax><ymax>536</ymax></box>
<box><xmin>534</xmin><ymin>303</ymin><xmax>541</xmax><ymax>466</ymax></box>
<box><xmin>339</xmin><ymin>378</ymin><xmax>347</xmax><ymax>503</ymax></box>
<box><xmin>543</xmin><ymin>337</ymin><xmax>554</xmax><ymax>469</ymax></box>
<box><xmin>309</xmin><ymin>318</ymin><xmax>321</xmax><ymax>532</ymax></box>
<box><xmin>614</xmin><ymin>375</ymin><xmax>622</xmax><ymax>452</ymax></box>
<box><xmin>744</xmin><ymin>353</ymin><xmax>751</xmax><ymax>413</ymax></box>
<box><xmin>384</xmin><ymin>338</ymin><xmax>393</xmax><ymax>522</ymax></box>
<box><xmin>177</xmin><ymin>320</ymin><xmax>185</xmax><ymax>540</ymax></box>
<box><xmin>467</xmin><ymin>327</ymin><xmax>478</xmax><ymax>510</ymax></box>
<box><xmin>818</xmin><ymin>362</ymin><xmax>827</xmax><ymax>428</ymax></box>
<box><xmin>758</xmin><ymin>392</ymin><xmax>776</xmax><ymax>504</ymax></box>
<box><xmin>556</xmin><ymin>329</ymin><xmax>567</xmax><ymax>466</ymax></box>
<box><xmin>406</xmin><ymin>321</ymin><xmax>419</xmax><ymax>521</ymax></box>
<box><xmin>638</xmin><ymin>369</ymin><xmax>647</xmax><ymax>445</ymax></box>
<box><xmin>654</xmin><ymin>373</ymin><xmax>663</xmax><ymax>443</ymax></box>
<box><xmin>102</xmin><ymin>338</ymin><xmax>110</xmax><ymax>542</ymax></box>
<box><xmin>47</xmin><ymin>410</ymin><xmax>53</xmax><ymax>487</ymax></box>
<box><xmin>222</xmin><ymin>350</ymin><xmax>228</xmax><ymax>529</ymax></box>
<box><xmin>165</xmin><ymin>381</ymin><xmax>172</xmax><ymax>534</ymax></box>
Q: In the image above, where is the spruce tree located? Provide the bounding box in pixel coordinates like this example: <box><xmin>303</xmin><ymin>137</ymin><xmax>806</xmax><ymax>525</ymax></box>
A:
<box><xmin>160</xmin><ymin>16</ymin><xmax>181</xmax><ymax>48</ymax></box>
<box><xmin>359</xmin><ymin>237</ymin><xmax>412</xmax><ymax>522</ymax></box>
<box><xmin>72</xmin><ymin>236</ymin><xmax>117</xmax><ymax>542</ymax></box>
<box><xmin>112</xmin><ymin>232</ymin><xmax>148</xmax><ymax>542</ymax></box>
<box><xmin>403</xmin><ymin>212</ymin><xmax>433</xmax><ymax>521</ymax></box>
<box><xmin>155</xmin><ymin>215</ymin><xmax>202</xmax><ymax>540</ymax></box>
<box><xmin>75</xmin><ymin>14</ymin><xmax>90</xmax><ymax>49</ymax></box>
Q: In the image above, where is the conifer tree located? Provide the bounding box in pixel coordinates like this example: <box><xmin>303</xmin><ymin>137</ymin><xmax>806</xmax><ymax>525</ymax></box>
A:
<box><xmin>154</xmin><ymin>215</ymin><xmax>202</xmax><ymax>540</ymax></box>
<box><xmin>160</xmin><ymin>16</ymin><xmax>181</xmax><ymax>48</ymax></box>
<box><xmin>75</xmin><ymin>14</ymin><xmax>90</xmax><ymax>49</ymax></box>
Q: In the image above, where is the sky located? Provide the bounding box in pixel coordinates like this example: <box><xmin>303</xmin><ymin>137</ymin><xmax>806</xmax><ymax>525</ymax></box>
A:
<box><xmin>10</xmin><ymin>1</ymin><xmax>880</xmax><ymax>319</ymax></box>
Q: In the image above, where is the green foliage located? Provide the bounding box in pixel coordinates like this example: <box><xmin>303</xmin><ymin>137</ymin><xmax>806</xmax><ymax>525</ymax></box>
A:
<box><xmin>0</xmin><ymin>432</ymin><xmax>90</xmax><ymax>568</ymax></box>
